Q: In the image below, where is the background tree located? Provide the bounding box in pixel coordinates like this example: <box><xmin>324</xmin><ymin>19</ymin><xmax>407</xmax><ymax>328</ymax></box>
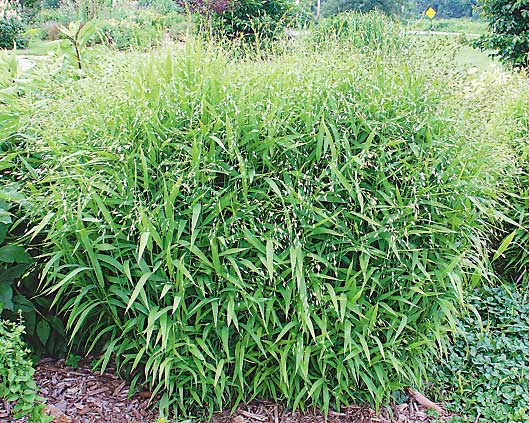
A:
<box><xmin>475</xmin><ymin>0</ymin><xmax>529</xmax><ymax>68</ymax></box>
<box><xmin>416</xmin><ymin>0</ymin><xmax>477</xmax><ymax>18</ymax></box>
<box><xmin>321</xmin><ymin>0</ymin><xmax>410</xmax><ymax>17</ymax></box>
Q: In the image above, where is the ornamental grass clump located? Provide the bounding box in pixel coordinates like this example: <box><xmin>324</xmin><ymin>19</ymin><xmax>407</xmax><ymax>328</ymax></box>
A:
<box><xmin>15</xmin><ymin>39</ymin><xmax>501</xmax><ymax>416</ymax></box>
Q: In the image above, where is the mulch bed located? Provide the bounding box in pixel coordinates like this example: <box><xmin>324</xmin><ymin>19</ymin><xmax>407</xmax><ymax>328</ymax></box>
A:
<box><xmin>213</xmin><ymin>400</ymin><xmax>447</xmax><ymax>423</ymax></box>
<box><xmin>0</xmin><ymin>359</ymin><xmax>449</xmax><ymax>423</ymax></box>
<box><xmin>1</xmin><ymin>358</ymin><xmax>157</xmax><ymax>423</ymax></box>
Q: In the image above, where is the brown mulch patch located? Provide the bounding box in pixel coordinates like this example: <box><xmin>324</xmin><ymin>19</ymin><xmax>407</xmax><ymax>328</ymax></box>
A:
<box><xmin>0</xmin><ymin>359</ymin><xmax>449</xmax><ymax>423</ymax></box>
<box><xmin>0</xmin><ymin>358</ymin><xmax>157</xmax><ymax>423</ymax></box>
<box><xmin>215</xmin><ymin>399</ymin><xmax>448</xmax><ymax>423</ymax></box>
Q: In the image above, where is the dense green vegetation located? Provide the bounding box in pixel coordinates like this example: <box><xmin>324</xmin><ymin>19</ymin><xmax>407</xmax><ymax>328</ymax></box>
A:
<box><xmin>12</xmin><ymin>15</ymin><xmax>494</xmax><ymax>415</ymax></box>
<box><xmin>3</xmin><ymin>0</ymin><xmax>190</xmax><ymax>53</ymax></box>
<box><xmin>181</xmin><ymin>0</ymin><xmax>297</xmax><ymax>41</ymax></box>
<box><xmin>0</xmin><ymin>182</ymin><xmax>67</xmax><ymax>358</ymax></box>
<box><xmin>423</xmin><ymin>44</ymin><xmax>529</xmax><ymax>422</ymax></box>
<box><xmin>320</xmin><ymin>0</ymin><xmax>408</xmax><ymax>17</ymax></box>
<box><xmin>1</xmin><ymin>1</ymin><xmax>529</xmax><ymax>421</ymax></box>
<box><xmin>0</xmin><ymin>16</ymin><xmax>28</xmax><ymax>48</ymax></box>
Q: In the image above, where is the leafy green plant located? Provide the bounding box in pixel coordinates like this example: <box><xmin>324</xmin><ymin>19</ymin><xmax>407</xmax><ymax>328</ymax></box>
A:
<box><xmin>0</xmin><ymin>16</ymin><xmax>29</xmax><ymax>49</ymax></box>
<box><xmin>474</xmin><ymin>0</ymin><xmax>529</xmax><ymax>68</ymax></box>
<box><xmin>58</xmin><ymin>20</ymin><xmax>99</xmax><ymax>69</ymax></box>
<box><xmin>0</xmin><ymin>186</ymin><xmax>33</xmax><ymax>317</ymax></box>
<box><xmin>0</xmin><ymin>51</ymin><xmax>24</xmax><ymax>138</ymax></box>
<box><xmin>0</xmin><ymin>180</ymin><xmax>67</xmax><ymax>357</ymax></box>
<box><xmin>16</xmin><ymin>33</ymin><xmax>506</xmax><ymax>417</ymax></box>
<box><xmin>503</xmin><ymin>95</ymin><xmax>529</xmax><ymax>283</ymax></box>
<box><xmin>430</xmin><ymin>285</ymin><xmax>529</xmax><ymax>422</ymax></box>
<box><xmin>65</xmin><ymin>353</ymin><xmax>82</xmax><ymax>368</ymax></box>
<box><xmin>0</xmin><ymin>320</ymin><xmax>52</xmax><ymax>423</ymax></box>
<box><xmin>161</xmin><ymin>13</ymin><xmax>195</xmax><ymax>41</ymax></box>
<box><xmin>0</xmin><ymin>49</ymin><xmax>35</xmax><ymax>100</ymax></box>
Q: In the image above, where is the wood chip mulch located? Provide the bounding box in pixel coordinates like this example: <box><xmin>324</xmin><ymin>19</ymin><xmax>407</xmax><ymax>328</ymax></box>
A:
<box><xmin>214</xmin><ymin>399</ymin><xmax>449</xmax><ymax>423</ymax></box>
<box><xmin>0</xmin><ymin>358</ymin><xmax>157</xmax><ymax>423</ymax></box>
<box><xmin>0</xmin><ymin>359</ymin><xmax>450</xmax><ymax>423</ymax></box>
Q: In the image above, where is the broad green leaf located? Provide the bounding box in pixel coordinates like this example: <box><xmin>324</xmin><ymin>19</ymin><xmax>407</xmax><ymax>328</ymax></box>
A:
<box><xmin>36</xmin><ymin>320</ymin><xmax>51</xmax><ymax>346</ymax></box>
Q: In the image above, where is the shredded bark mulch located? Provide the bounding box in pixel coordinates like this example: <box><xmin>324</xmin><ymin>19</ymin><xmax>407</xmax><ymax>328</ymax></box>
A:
<box><xmin>0</xmin><ymin>359</ymin><xmax>449</xmax><ymax>423</ymax></box>
<box><xmin>1</xmin><ymin>358</ymin><xmax>157</xmax><ymax>423</ymax></box>
<box><xmin>213</xmin><ymin>399</ymin><xmax>447</xmax><ymax>423</ymax></box>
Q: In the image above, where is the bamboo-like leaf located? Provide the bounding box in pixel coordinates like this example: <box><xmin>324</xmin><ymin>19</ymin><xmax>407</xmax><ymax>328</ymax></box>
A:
<box><xmin>125</xmin><ymin>272</ymin><xmax>152</xmax><ymax>313</ymax></box>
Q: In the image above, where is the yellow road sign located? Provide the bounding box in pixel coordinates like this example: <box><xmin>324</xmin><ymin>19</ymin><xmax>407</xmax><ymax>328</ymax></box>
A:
<box><xmin>425</xmin><ymin>7</ymin><xmax>436</xmax><ymax>19</ymax></box>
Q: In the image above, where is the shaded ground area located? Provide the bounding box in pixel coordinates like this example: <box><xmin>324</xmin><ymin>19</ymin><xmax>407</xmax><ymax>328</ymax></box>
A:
<box><xmin>1</xmin><ymin>359</ymin><xmax>157</xmax><ymax>423</ymax></box>
<box><xmin>1</xmin><ymin>359</ymin><xmax>449</xmax><ymax>423</ymax></box>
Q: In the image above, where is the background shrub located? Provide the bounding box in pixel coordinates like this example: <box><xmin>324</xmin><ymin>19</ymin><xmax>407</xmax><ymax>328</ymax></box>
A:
<box><xmin>138</xmin><ymin>0</ymin><xmax>183</xmax><ymax>14</ymax></box>
<box><xmin>33</xmin><ymin>7</ymin><xmax>78</xmax><ymax>26</ymax></box>
<box><xmin>31</xmin><ymin>2</ymin><xmax>187</xmax><ymax>43</ymax></box>
<box><xmin>0</xmin><ymin>158</ymin><xmax>67</xmax><ymax>358</ymax></box>
<box><xmin>309</xmin><ymin>11</ymin><xmax>402</xmax><ymax>52</ymax></box>
<box><xmin>321</xmin><ymin>0</ymin><xmax>409</xmax><ymax>17</ymax></box>
<box><xmin>99</xmin><ymin>19</ymin><xmax>162</xmax><ymax>49</ymax></box>
<box><xmin>41</xmin><ymin>0</ymin><xmax>61</xmax><ymax>9</ymax></box>
<box><xmin>415</xmin><ymin>0</ymin><xmax>477</xmax><ymax>19</ymax></box>
<box><xmin>0</xmin><ymin>185</ymin><xmax>33</xmax><ymax>318</ymax></box>
<box><xmin>0</xmin><ymin>17</ymin><xmax>28</xmax><ymax>49</ymax></box>
<box><xmin>181</xmin><ymin>0</ymin><xmax>293</xmax><ymax>41</ymax></box>
<box><xmin>218</xmin><ymin>0</ymin><xmax>293</xmax><ymax>40</ymax></box>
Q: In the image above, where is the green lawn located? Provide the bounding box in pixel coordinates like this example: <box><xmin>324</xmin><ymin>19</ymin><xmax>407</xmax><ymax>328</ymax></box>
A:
<box><xmin>14</xmin><ymin>39</ymin><xmax>60</xmax><ymax>57</ymax></box>
<box><xmin>412</xmin><ymin>34</ymin><xmax>497</xmax><ymax>71</ymax></box>
<box><xmin>409</xmin><ymin>17</ymin><xmax>488</xmax><ymax>35</ymax></box>
<box><xmin>454</xmin><ymin>44</ymin><xmax>496</xmax><ymax>70</ymax></box>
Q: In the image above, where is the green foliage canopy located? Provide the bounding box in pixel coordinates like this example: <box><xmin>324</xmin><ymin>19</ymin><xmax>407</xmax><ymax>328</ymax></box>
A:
<box><xmin>180</xmin><ymin>0</ymin><xmax>294</xmax><ymax>40</ymax></box>
<box><xmin>416</xmin><ymin>0</ymin><xmax>476</xmax><ymax>18</ymax></box>
<box><xmin>475</xmin><ymin>0</ymin><xmax>529</xmax><ymax>68</ymax></box>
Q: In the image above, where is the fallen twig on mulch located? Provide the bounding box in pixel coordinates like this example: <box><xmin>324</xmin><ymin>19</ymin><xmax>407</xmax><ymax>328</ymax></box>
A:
<box><xmin>406</xmin><ymin>388</ymin><xmax>446</xmax><ymax>416</ymax></box>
